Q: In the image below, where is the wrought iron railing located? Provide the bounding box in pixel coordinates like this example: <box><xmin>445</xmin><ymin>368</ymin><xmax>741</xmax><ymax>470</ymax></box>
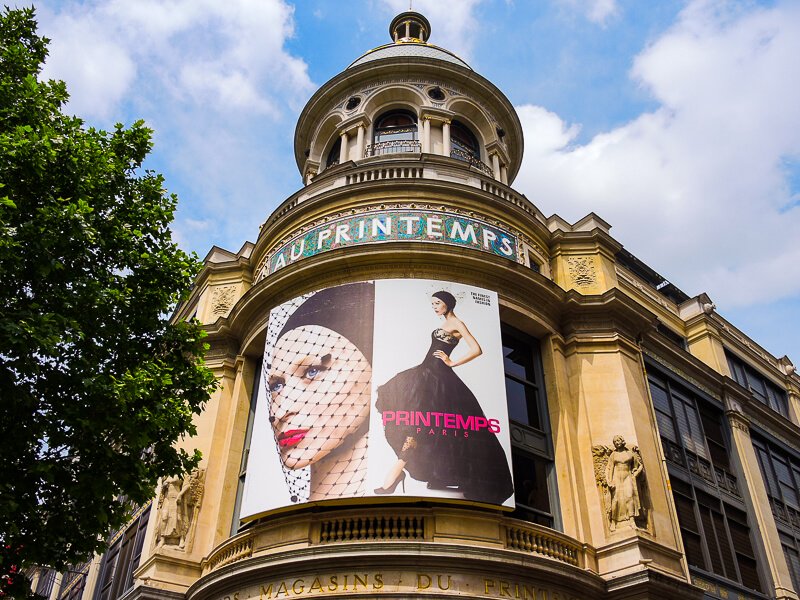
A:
<box><xmin>450</xmin><ymin>147</ymin><xmax>493</xmax><ymax>175</ymax></box>
<box><xmin>365</xmin><ymin>140</ymin><xmax>422</xmax><ymax>157</ymax></box>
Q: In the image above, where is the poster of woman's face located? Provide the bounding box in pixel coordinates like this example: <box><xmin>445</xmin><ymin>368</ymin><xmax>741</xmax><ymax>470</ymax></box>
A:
<box><xmin>239</xmin><ymin>279</ymin><xmax>514</xmax><ymax>521</ymax></box>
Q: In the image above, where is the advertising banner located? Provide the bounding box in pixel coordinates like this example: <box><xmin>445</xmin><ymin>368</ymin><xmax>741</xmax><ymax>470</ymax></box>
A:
<box><xmin>239</xmin><ymin>279</ymin><xmax>514</xmax><ymax>519</ymax></box>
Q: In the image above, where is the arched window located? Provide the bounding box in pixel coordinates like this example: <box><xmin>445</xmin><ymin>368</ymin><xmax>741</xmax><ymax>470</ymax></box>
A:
<box><xmin>368</xmin><ymin>109</ymin><xmax>420</xmax><ymax>156</ymax></box>
<box><xmin>450</xmin><ymin>120</ymin><xmax>481</xmax><ymax>163</ymax></box>
<box><xmin>326</xmin><ymin>137</ymin><xmax>341</xmax><ymax>168</ymax></box>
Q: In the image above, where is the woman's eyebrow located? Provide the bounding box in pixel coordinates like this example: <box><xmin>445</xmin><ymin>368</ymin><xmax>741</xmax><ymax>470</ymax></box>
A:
<box><xmin>288</xmin><ymin>353</ymin><xmax>320</xmax><ymax>376</ymax></box>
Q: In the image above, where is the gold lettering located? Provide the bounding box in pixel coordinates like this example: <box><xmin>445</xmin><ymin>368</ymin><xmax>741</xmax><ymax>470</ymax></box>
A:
<box><xmin>373</xmin><ymin>574</ymin><xmax>384</xmax><ymax>590</ymax></box>
<box><xmin>275</xmin><ymin>582</ymin><xmax>288</xmax><ymax>597</ymax></box>
<box><xmin>537</xmin><ymin>588</ymin><xmax>548</xmax><ymax>600</ymax></box>
<box><xmin>353</xmin><ymin>574</ymin><xmax>368</xmax><ymax>590</ymax></box>
<box><xmin>291</xmin><ymin>579</ymin><xmax>304</xmax><ymax>594</ymax></box>
<box><xmin>417</xmin><ymin>574</ymin><xmax>432</xmax><ymax>590</ymax></box>
<box><xmin>309</xmin><ymin>578</ymin><xmax>323</xmax><ymax>593</ymax></box>
<box><xmin>343</xmin><ymin>575</ymin><xmax>348</xmax><ymax>591</ymax></box>
<box><xmin>328</xmin><ymin>575</ymin><xmax>338</xmax><ymax>591</ymax></box>
<box><xmin>233</xmin><ymin>594</ymin><xmax>239</xmax><ymax>600</ymax></box>
<box><xmin>437</xmin><ymin>575</ymin><xmax>451</xmax><ymax>590</ymax></box>
<box><xmin>259</xmin><ymin>584</ymin><xmax>273</xmax><ymax>600</ymax></box>
<box><xmin>500</xmin><ymin>580</ymin><xmax>512</xmax><ymax>597</ymax></box>
<box><xmin>485</xmin><ymin>579</ymin><xmax>496</xmax><ymax>594</ymax></box>
<box><xmin>521</xmin><ymin>584</ymin><xmax>534</xmax><ymax>599</ymax></box>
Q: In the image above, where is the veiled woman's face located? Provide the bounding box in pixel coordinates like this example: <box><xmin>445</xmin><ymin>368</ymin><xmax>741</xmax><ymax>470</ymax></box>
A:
<box><xmin>268</xmin><ymin>325</ymin><xmax>371</xmax><ymax>469</ymax></box>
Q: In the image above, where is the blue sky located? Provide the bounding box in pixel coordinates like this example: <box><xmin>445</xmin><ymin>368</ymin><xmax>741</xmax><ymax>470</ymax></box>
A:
<box><xmin>28</xmin><ymin>0</ymin><xmax>800</xmax><ymax>365</ymax></box>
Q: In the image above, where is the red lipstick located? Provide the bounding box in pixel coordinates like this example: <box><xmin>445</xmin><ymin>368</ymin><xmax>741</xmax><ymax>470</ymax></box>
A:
<box><xmin>278</xmin><ymin>429</ymin><xmax>308</xmax><ymax>447</ymax></box>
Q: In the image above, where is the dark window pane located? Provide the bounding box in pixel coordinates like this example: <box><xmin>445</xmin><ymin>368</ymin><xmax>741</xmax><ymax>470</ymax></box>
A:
<box><xmin>326</xmin><ymin>138</ymin><xmax>341</xmax><ymax>167</ymax></box>
<box><xmin>512</xmin><ymin>451</ymin><xmax>550</xmax><ymax>514</ymax></box>
<box><xmin>699</xmin><ymin>504</ymin><xmax>724</xmax><ymax>576</ymax></box>
<box><xmin>502</xmin><ymin>340</ymin><xmax>535</xmax><ymax>382</ymax></box>
<box><xmin>756</xmin><ymin>446</ymin><xmax>780</xmax><ymax>498</ymax></box>
<box><xmin>784</xmin><ymin>545</ymin><xmax>800</xmax><ymax>595</ymax></box>
<box><xmin>505</xmin><ymin>377</ymin><xmax>540</xmax><ymax>430</ymax></box>
<box><xmin>673</xmin><ymin>492</ymin><xmax>706</xmax><ymax>570</ymax></box>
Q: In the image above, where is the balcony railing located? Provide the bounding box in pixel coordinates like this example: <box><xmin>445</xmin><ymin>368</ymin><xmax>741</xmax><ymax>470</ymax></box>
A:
<box><xmin>450</xmin><ymin>147</ymin><xmax>493</xmax><ymax>176</ymax></box>
<box><xmin>365</xmin><ymin>140</ymin><xmax>422</xmax><ymax>157</ymax></box>
<box><xmin>202</xmin><ymin>506</ymin><xmax>590</xmax><ymax>576</ymax></box>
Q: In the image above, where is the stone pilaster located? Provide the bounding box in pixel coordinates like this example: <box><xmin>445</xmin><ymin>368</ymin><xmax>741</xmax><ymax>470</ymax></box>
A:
<box><xmin>725</xmin><ymin>392</ymin><xmax>799</xmax><ymax>600</ymax></box>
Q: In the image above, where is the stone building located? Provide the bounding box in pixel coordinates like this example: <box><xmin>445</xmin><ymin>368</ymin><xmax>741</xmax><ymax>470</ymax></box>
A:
<box><xmin>32</xmin><ymin>11</ymin><xmax>800</xmax><ymax>600</ymax></box>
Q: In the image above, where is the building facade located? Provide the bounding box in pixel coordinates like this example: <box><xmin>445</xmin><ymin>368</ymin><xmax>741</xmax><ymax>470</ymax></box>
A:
<box><xmin>33</xmin><ymin>11</ymin><xmax>800</xmax><ymax>600</ymax></box>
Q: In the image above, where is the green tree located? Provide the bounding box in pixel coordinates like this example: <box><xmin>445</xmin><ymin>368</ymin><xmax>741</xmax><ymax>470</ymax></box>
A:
<box><xmin>0</xmin><ymin>7</ymin><xmax>216</xmax><ymax>595</ymax></box>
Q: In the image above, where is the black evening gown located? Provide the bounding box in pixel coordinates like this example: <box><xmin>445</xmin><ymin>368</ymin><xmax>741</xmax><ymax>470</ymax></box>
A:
<box><xmin>375</xmin><ymin>328</ymin><xmax>514</xmax><ymax>504</ymax></box>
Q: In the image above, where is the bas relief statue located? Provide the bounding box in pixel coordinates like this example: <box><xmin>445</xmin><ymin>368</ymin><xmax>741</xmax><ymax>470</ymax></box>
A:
<box><xmin>593</xmin><ymin>436</ymin><xmax>649</xmax><ymax>532</ymax></box>
<box><xmin>155</xmin><ymin>468</ymin><xmax>205</xmax><ymax>550</ymax></box>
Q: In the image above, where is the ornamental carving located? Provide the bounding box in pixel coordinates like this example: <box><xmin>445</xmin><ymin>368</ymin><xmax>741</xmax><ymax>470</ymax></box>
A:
<box><xmin>210</xmin><ymin>285</ymin><xmax>237</xmax><ymax>316</ymax></box>
<box><xmin>592</xmin><ymin>436</ymin><xmax>650</xmax><ymax>532</ymax></box>
<box><xmin>567</xmin><ymin>257</ymin><xmax>597</xmax><ymax>287</ymax></box>
<box><xmin>155</xmin><ymin>468</ymin><xmax>205</xmax><ymax>551</ymax></box>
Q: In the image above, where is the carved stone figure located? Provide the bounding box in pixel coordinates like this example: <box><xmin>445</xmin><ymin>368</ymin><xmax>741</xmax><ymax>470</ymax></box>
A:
<box><xmin>593</xmin><ymin>436</ymin><xmax>645</xmax><ymax>531</ymax></box>
<box><xmin>156</xmin><ymin>468</ymin><xmax>205</xmax><ymax>550</ymax></box>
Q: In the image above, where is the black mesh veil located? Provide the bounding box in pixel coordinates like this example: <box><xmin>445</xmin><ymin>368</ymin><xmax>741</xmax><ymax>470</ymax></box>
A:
<box><xmin>263</xmin><ymin>282</ymin><xmax>375</xmax><ymax>503</ymax></box>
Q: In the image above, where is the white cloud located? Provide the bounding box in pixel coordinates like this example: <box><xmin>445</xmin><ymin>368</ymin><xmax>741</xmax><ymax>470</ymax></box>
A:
<box><xmin>33</xmin><ymin>0</ymin><xmax>315</xmax><ymax>254</ymax></box>
<box><xmin>36</xmin><ymin>0</ymin><xmax>314</xmax><ymax>121</ymax></box>
<box><xmin>557</xmin><ymin>0</ymin><xmax>619</xmax><ymax>26</ymax></box>
<box><xmin>379</xmin><ymin>0</ymin><xmax>483</xmax><ymax>61</ymax></box>
<box><xmin>514</xmin><ymin>0</ymin><xmax>800</xmax><ymax>310</ymax></box>
<box><xmin>38</xmin><ymin>13</ymin><xmax>136</xmax><ymax>120</ymax></box>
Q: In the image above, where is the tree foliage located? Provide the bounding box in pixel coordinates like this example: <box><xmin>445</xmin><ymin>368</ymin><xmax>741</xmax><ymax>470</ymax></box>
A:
<box><xmin>0</xmin><ymin>7</ymin><xmax>216</xmax><ymax>592</ymax></box>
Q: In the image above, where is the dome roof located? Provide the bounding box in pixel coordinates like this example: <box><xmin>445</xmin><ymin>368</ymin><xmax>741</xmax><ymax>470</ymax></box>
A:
<box><xmin>347</xmin><ymin>42</ymin><xmax>471</xmax><ymax>70</ymax></box>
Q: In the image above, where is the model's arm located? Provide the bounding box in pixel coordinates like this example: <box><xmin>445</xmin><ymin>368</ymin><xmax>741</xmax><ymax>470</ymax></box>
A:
<box><xmin>435</xmin><ymin>319</ymin><xmax>482</xmax><ymax>367</ymax></box>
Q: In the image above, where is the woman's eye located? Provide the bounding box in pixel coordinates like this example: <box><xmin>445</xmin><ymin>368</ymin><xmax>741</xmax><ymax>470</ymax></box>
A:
<box><xmin>304</xmin><ymin>364</ymin><xmax>327</xmax><ymax>380</ymax></box>
<box><xmin>269</xmin><ymin>381</ymin><xmax>284</xmax><ymax>393</ymax></box>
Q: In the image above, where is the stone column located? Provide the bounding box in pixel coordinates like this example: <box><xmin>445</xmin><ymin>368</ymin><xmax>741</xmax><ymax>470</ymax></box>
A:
<box><xmin>82</xmin><ymin>555</ymin><xmax>103</xmax><ymax>600</ymax></box>
<box><xmin>442</xmin><ymin>120</ymin><xmax>451</xmax><ymax>157</ymax></box>
<box><xmin>422</xmin><ymin>117</ymin><xmax>431</xmax><ymax>153</ymax></box>
<box><xmin>786</xmin><ymin>389</ymin><xmax>800</xmax><ymax>426</ymax></box>
<box><xmin>726</xmin><ymin>404</ymin><xmax>799</xmax><ymax>600</ymax></box>
<box><xmin>491</xmin><ymin>153</ymin><xmax>501</xmax><ymax>180</ymax></box>
<box><xmin>28</xmin><ymin>569</ymin><xmax>41</xmax><ymax>594</ymax></box>
<box><xmin>339</xmin><ymin>131</ymin><xmax>349</xmax><ymax>163</ymax></box>
<box><xmin>500</xmin><ymin>164</ymin><xmax>508</xmax><ymax>185</ymax></box>
<box><xmin>47</xmin><ymin>573</ymin><xmax>63</xmax><ymax>600</ymax></box>
<box><xmin>355</xmin><ymin>124</ymin><xmax>365</xmax><ymax>160</ymax></box>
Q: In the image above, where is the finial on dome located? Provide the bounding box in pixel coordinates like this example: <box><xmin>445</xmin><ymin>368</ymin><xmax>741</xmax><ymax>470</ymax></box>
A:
<box><xmin>389</xmin><ymin>11</ymin><xmax>431</xmax><ymax>44</ymax></box>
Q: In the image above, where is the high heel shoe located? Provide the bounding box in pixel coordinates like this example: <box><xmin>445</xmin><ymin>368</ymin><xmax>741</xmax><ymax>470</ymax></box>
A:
<box><xmin>374</xmin><ymin>471</ymin><xmax>406</xmax><ymax>494</ymax></box>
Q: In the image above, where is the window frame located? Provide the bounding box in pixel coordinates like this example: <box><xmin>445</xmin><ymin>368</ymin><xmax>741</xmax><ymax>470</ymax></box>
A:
<box><xmin>501</xmin><ymin>323</ymin><xmax>560</xmax><ymax>530</ymax></box>
<box><xmin>646</xmin><ymin>361</ymin><xmax>765</xmax><ymax>594</ymax></box>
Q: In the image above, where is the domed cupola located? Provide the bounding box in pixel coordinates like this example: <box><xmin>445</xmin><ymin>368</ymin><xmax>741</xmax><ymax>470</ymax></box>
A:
<box><xmin>389</xmin><ymin>11</ymin><xmax>430</xmax><ymax>43</ymax></box>
<box><xmin>294</xmin><ymin>10</ymin><xmax>524</xmax><ymax>189</ymax></box>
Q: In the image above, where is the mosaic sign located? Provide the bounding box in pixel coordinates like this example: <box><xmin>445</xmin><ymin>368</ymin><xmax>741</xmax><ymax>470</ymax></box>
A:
<box><xmin>266</xmin><ymin>209</ymin><xmax>520</xmax><ymax>275</ymax></box>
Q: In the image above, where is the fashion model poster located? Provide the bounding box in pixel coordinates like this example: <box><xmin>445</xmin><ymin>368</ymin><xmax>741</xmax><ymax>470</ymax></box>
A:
<box><xmin>239</xmin><ymin>279</ymin><xmax>514</xmax><ymax>521</ymax></box>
